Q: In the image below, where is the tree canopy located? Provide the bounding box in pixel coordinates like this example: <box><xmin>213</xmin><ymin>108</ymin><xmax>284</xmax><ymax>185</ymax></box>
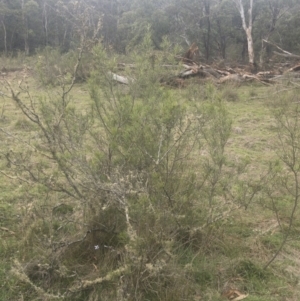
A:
<box><xmin>0</xmin><ymin>0</ymin><xmax>300</xmax><ymax>65</ymax></box>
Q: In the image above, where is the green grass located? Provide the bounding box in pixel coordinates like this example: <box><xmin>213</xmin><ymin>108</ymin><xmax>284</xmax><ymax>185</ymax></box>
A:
<box><xmin>1</xmin><ymin>63</ymin><xmax>300</xmax><ymax>300</ymax></box>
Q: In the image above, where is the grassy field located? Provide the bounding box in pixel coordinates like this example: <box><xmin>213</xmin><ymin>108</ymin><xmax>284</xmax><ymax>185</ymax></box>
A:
<box><xmin>1</xmin><ymin>63</ymin><xmax>300</xmax><ymax>301</ymax></box>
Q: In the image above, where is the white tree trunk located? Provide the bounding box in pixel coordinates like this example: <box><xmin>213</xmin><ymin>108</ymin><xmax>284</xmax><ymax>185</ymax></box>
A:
<box><xmin>246</xmin><ymin>28</ymin><xmax>254</xmax><ymax>64</ymax></box>
<box><xmin>234</xmin><ymin>0</ymin><xmax>254</xmax><ymax>64</ymax></box>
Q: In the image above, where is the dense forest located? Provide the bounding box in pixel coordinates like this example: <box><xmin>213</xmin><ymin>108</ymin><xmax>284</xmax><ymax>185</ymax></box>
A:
<box><xmin>2</xmin><ymin>1</ymin><xmax>300</xmax><ymax>301</ymax></box>
<box><xmin>1</xmin><ymin>0</ymin><xmax>300</xmax><ymax>65</ymax></box>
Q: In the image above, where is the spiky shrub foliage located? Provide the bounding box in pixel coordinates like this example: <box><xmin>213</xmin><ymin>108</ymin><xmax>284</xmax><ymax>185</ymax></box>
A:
<box><xmin>4</xmin><ymin>36</ymin><xmax>253</xmax><ymax>300</ymax></box>
<box><xmin>262</xmin><ymin>90</ymin><xmax>300</xmax><ymax>269</ymax></box>
<box><xmin>87</xmin><ymin>38</ymin><xmax>202</xmax><ymax>299</ymax></box>
<box><xmin>35</xmin><ymin>47</ymin><xmax>77</xmax><ymax>86</ymax></box>
<box><xmin>35</xmin><ymin>47</ymin><xmax>93</xmax><ymax>86</ymax></box>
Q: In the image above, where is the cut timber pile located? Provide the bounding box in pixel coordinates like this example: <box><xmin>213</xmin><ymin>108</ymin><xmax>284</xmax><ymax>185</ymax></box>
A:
<box><xmin>110</xmin><ymin>44</ymin><xmax>300</xmax><ymax>86</ymax></box>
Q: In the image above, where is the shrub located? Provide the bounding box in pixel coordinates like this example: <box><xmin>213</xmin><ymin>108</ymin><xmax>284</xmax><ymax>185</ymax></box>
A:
<box><xmin>5</xmin><ymin>37</ymin><xmax>255</xmax><ymax>300</ymax></box>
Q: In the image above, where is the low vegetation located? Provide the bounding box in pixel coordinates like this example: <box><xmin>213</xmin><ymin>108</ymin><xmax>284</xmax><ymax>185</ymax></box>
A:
<box><xmin>1</xmin><ymin>40</ymin><xmax>300</xmax><ymax>301</ymax></box>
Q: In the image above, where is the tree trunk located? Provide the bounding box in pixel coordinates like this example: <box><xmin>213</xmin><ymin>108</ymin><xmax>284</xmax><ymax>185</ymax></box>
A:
<box><xmin>10</xmin><ymin>29</ymin><xmax>15</xmax><ymax>52</ymax></box>
<box><xmin>203</xmin><ymin>0</ymin><xmax>211</xmax><ymax>61</ymax></box>
<box><xmin>246</xmin><ymin>28</ymin><xmax>254</xmax><ymax>64</ymax></box>
<box><xmin>43</xmin><ymin>0</ymin><xmax>48</xmax><ymax>46</ymax></box>
<box><xmin>1</xmin><ymin>20</ymin><xmax>7</xmax><ymax>55</ymax></box>
<box><xmin>24</xmin><ymin>24</ymin><xmax>29</xmax><ymax>55</ymax></box>
<box><xmin>234</xmin><ymin>0</ymin><xmax>254</xmax><ymax>64</ymax></box>
<box><xmin>21</xmin><ymin>0</ymin><xmax>29</xmax><ymax>55</ymax></box>
<box><xmin>216</xmin><ymin>18</ymin><xmax>226</xmax><ymax>59</ymax></box>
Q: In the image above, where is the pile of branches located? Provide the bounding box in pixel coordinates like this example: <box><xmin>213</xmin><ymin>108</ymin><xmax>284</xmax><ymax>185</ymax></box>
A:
<box><xmin>110</xmin><ymin>43</ymin><xmax>300</xmax><ymax>87</ymax></box>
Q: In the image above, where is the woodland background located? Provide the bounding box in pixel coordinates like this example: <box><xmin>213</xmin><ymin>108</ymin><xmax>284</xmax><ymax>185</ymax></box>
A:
<box><xmin>0</xmin><ymin>0</ymin><xmax>299</xmax><ymax>65</ymax></box>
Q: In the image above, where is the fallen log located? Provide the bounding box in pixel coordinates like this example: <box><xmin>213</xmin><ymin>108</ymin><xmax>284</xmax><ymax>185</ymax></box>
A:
<box><xmin>179</xmin><ymin>65</ymin><xmax>200</xmax><ymax>77</ymax></box>
<box><xmin>218</xmin><ymin>73</ymin><xmax>271</xmax><ymax>86</ymax></box>
<box><xmin>274</xmin><ymin>51</ymin><xmax>300</xmax><ymax>59</ymax></box>
<box><xmin>263</xmin><ymin>39</ymin><xmax>300</xmax><ymax>59</ymax></box>
<box><xmin>219</xmin><ymin>74</ymin><xmax>241</xmax><ymax>84</ymax></box>
<box><xmin>256</xmin><ymin>71</ymin><xmax>275</xmax><ymax>77</ymax></box>
<box><xmin>118</xmin><ymin>63</ymin><xmax>180</xmax><ymax>70</ymax></box>
<box><xmin>204</xmin><ymin>66</ymin><xmax>221</xmax><ymax>78</ymax></box>
<box><xmin>216</xmin><ymin>69</ymin><xmax>231</xmax><ymax>76</ymax></box>
<box><xmin>108</xmin><ymin>71</ymin><xmax>134</xmax><ymax>85</ymax></box>
<box><xmin>242</xmin><ymin>74</ymin><xmax>271</xmax><ymax>86</ymax></box>
<box><xmin>179</xmin><ymin>64</ymin><xmax>222</xmax><ymax>79</ymax></box>
<box><xmin>286</xmin><ymin>64</ymin><xmax>300</xmax><ymax>72</ymax></box>
<box><xmin>180</xmin><ymin>69</ymin><xmax>199</xmax><ymax>77</ymax></box>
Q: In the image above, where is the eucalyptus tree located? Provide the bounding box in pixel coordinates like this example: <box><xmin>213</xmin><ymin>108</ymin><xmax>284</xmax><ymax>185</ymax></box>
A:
<box><xmin>231</xmin><ymin>0</ymin><xmax>255</xmax><ymax>64</ymax></box>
